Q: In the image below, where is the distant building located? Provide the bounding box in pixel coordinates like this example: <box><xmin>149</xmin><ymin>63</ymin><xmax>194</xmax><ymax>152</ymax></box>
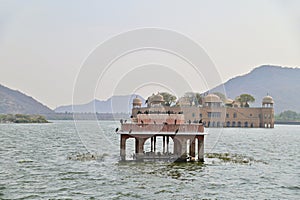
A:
<box><xmin>131</xmin><ymin>93</ymin><xmax>274</xmax><ymax>128</ymax></box>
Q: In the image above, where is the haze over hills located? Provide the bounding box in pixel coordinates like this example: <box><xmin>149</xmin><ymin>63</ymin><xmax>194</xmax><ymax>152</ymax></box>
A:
<box><xmin>0</xmin><ymin>84</ymin><xmax>54</xmax><ymax>114</ymax></box>
<box><xmin>56</xmin><ymin>65</ymin><xmax>299</xmax><ymax>114</ymax></box>
<box><xmin>1</xmin><ymin>65</ymin><xmax>299</xmax><ymax>115</ymax></box>
<box><xmin>210</xmin><ymin>65</ymin><xmax>300</xmax><ymax>114</ymax></box>
<box><xmin>55</xmin><ymin>95</ymin><xmax>146</xmax><ymax>113</ymax></box>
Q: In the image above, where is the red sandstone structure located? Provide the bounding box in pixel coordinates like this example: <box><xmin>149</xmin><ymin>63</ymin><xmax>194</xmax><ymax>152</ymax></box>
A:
<box><xmin>131</xmin><ymin>93</ymin><xmax>275</xmax><ymax>128</ymax></box>
<box><xmin>118</xmin><ymin>92</ymin><xmax>274</xmax><ymax>161</ymax></box>
<box><xmin>118</xmin><ymin>94</ymin><xmax>206</xmax><ymax>162</ymax></box>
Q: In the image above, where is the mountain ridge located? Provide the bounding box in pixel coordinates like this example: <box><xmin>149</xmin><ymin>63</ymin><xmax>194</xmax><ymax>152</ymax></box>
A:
<box><xmin>0</xmin><ymin>84</ymin><xmax>54</xmax><ymax>114</ymax></box>
<box><xmin>55</xmin><ymin>94</ymin><xmax>146</xmax><ymax>113</ymax></box>
<box><xmin>210</xmin><ymin>65</ymin><xmax>300</xmax><ymax>113</ymax></box>
<box><xmin>55</xmin><ymin>65</ymin><xmax>300</xmax><ymax>114</ymax></box>
<box><xmin>1</xmin><ymin>65</ymin><xmax>299</xmax><ymax>114</ymax></box>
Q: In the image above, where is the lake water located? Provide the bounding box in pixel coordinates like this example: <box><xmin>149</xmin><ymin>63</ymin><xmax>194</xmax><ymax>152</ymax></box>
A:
<box><xmin>0</xmin><ymin>121</ymin><xmax>299</xmax><ymax>199</ymax></box>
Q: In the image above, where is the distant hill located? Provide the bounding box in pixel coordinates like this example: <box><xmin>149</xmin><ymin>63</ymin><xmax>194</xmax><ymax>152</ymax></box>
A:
<box><xmin>55</xmin><ymin>65</ymin><xmax>299</xmax><ymax>114</ymax></box>
<box><xmin>55</xmin><ymin>94</ymin><xmax>146</xmax><ymax>113</ymax></box>
<box><xmin>0</xmin><ymin>84</ymin><xmax>54</xmax><ymax>114</ymax></box>
<box><xmin>210</xmin><ymin>65</ymin><xmax>300</xmax><ymax>114</ymax></box>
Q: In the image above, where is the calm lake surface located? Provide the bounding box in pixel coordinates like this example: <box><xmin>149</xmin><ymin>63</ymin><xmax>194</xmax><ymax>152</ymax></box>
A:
<box><xmin>1</xmin><ymin>121</ymin><xmax>299</xmax><ymax>199</ymax></box>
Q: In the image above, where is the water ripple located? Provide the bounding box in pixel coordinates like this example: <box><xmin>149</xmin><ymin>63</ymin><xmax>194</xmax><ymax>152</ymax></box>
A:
<box><xmin>0</xmin><ymin>122</ymin><xmax>299</xmax><ymax>199</ymax></box>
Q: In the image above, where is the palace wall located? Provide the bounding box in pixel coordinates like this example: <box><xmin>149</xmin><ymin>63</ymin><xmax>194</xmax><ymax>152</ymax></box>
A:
<box><xmin>132</xmin><ymin>106</ymin><xmax>274</xmax><ymax>128</ymax></box>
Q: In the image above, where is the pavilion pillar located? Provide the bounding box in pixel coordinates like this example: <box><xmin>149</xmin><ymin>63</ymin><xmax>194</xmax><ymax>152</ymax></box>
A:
<box><xmin>270</xmin><ymin>121</ymin><xmax>274</xmax><ymax>128</ymax></box>
<box><xmin>190</xmin><ymin>138</ymin><xmax>196</xmax><ymax>158</ymax></box>
<box><xmin>135</xmin><ymin>137</ymin><xmax>146</xmax><ymax>161</ymax></box>
<box><xmin>180</xmin><ymin>138</ymin><xmax>187</xmax><ymax>159</ymax></box>
<box><xmin>153</xmin><ymin>136</ymin><xmax>156</xmax><ymax>153</ymax></box>
<box><xmin>166</xmin><ymin>136</ymin><xmax>169</xmax><ymax>153</ymax></box>
<box><xmin>173</xmin><ymin>138</ymin><xmax>180</xmax><ymax>156</ymax></box>
<box><xmin>197</xmin><ymin>136</ymin><xmax>204</xmax><ymax>162</ymax></box>
<box><xmin>135</xmin><ymin>137</ymin><xmax>139</xmax><ymax>154</ymax></box>
<box><xmin>120</xmin><ymin>135</ymin><xmax>127</xmax><ymax>161</ymax></box>
<box><xmin>163</xmin><ymin>136</ymin><xmax>166</xmax><ymax>153</ymax></box>
<box><xmin>138</xmin><ymin>138</ymin><xmax>146</xmax><ymax>154</ymax></box>
<box><xmin>150</xmin><ymin>137</ymin><xmax>153</xmax><ymax>152</ymax></box>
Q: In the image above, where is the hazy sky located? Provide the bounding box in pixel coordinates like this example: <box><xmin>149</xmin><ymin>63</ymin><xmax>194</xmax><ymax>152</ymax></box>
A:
<box><xmin>0</xmin><ymin>0</ymin><xmax>299</xmax><ymax>109</ymax></box>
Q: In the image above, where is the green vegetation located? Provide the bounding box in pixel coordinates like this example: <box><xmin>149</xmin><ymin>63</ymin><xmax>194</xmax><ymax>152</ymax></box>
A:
<box><xmin>183</xmin><ymin>92</ymin><xmax>203</xmax><ymax>106</ymax></box>
<box><xmin>150</xmin><ymin>92</ymin><xmax>258</xmax><ymax>108</ymax></box>
<box><xmin>67</xmin><ymin>152</ymin><xmax>108</xmax><ymax>161</ymax></box>
<box><xmin>235</xmin><ymin>94</ymin><xmax>255</xmax><ymax>107</ymax></box>
<box><xmin>205</xmin><ymin>153</ymin><xmax>267</xmax><ymax>164</ymax></box>
<box><xmin>0</xmin><ymin>114</ymin><xmax>49</xmax><ymax>123</ymax></box>
<box><xmin>275</xmin><ymin>110</ymin><xmax>300</xmax><ymax>122</ymax></box>
<box><xmin>159</xmin><ymin>92</ymin><xmax>177</xmax><ymax>106</ymax></box>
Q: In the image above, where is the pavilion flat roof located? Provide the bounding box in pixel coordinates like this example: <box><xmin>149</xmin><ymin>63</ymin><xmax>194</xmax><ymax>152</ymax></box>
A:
<box><xmin>118</xmin><ymin>131</ymin><xmax>207</xmax><ymax>136</ymax></box>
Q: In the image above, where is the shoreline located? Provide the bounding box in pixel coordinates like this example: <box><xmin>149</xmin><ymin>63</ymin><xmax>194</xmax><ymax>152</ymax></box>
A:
<box><xmin>275</xmin><ymin>121</ymin><xmax>300</xmax><ymax>125</ymax></box>
<box><xmin>0</xmin><ymin>114</ymin><xmax>49</xmax><ymax>124</ymax></box>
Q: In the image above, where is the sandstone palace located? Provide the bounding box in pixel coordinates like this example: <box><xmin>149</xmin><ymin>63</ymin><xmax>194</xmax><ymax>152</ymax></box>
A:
<box><xmin>130</xmin><ymin>93</ymin><xmax>274</xmax><ymax>128</ymax></box>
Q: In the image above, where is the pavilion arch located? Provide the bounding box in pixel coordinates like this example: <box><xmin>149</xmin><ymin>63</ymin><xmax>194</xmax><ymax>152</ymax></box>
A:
<box><xmin>232</xmin><ymin>121</ymin><xmax>236</xmax><ymax>127</ymax></box>
<box><xmin>172</xmin><ymin>135</ymin><xmax>204</xmax><ymax>160</ymax></box>
<box><xmin>237</xmin><ymin>121</ymin><xmax>241</xmax><ymax>127</ymax></box>
<box><xmin>226</xmin><ymin>121</ymin><xmax>230</xmax><ymax>127</ymax></box>
<box><xmin>212</xmin><ymin>121</ymin><xmax>216</xmax><ymax>127</ymax></box>
<box><xmin>119</xmin><ymin>133</ymin><xmax>205</xmax><ymax>162</ymax></box>
<box><xmin>144</xmin><ymin>135</ymin><xmax>174</xmax><ymax>155</ymax></box>
<box><xmin>207</xmin><ymin>121</ymin><xmax>211</xmax><ymax>127</ymax></box>
<box><xmin>143</xmin><ymin>135</ymin><xmax>200</xmax><ymax>159</ymax></box>
<box><xmin>266</xmin><ymin>123</ymin><xmax>271</xmax><ymax>128</ymax></box>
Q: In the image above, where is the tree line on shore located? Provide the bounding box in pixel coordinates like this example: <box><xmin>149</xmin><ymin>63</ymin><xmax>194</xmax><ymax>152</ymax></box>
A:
<box><xmin>275</xmin><ymin>110</ymin><xmax>300</xmax><ymax>122</ymax></box>
<box><xmin>0</xmin><ymin>114</ymin><xmax>48</xmax><ymax>123</ymax></box>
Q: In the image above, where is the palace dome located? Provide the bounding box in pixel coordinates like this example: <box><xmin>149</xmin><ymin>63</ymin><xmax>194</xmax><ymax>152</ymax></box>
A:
<box><xmin>150</xmin><ymin>93</ymin><xmax>164</xmax><ymax>103</ymax></box>
<box><xmin>262</xmin><ymin>95</ymin><xmax>274</xmax><ymax>104</ymax></box>
<box><xmin>133</xmin><ymin>97</ymin><xmax>142</xmax><ymax>105</ymax></box>
<box><xmin>204</xmin><ymin>94</ymin><xmax>222</xmax><ymax>103</ymax></box>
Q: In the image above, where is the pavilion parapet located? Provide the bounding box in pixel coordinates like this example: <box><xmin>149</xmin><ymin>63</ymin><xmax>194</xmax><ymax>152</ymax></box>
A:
<box><xmin>137</xmin><ymin>114</ymin><xmax>185</xmax><ymax>125</ymax></box>
<box><xmin>121</xmin><ymin>123</ymin><xmax>204</xmax><ymax>133</ymax></box>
